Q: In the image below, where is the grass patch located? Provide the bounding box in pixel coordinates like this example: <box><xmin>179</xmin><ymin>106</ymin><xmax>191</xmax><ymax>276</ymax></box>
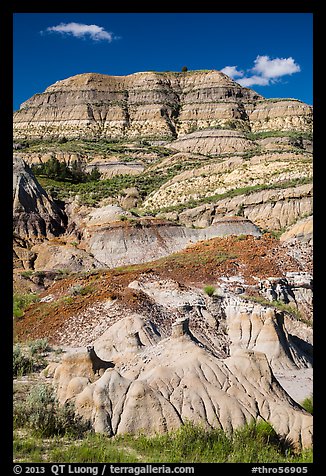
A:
<box><xmin>19</xmin><ymin>138</ymin><xmax>172</xmax><ymax>160</ymax></box>
<box><xmin>13</xmin><ymin>293</ymin><xmax>39</xmax><ymax>318</ymax></box>
<box><xmin>245</xmin><ymin>130</ymin><xmax>312</xmax><ymax>142</ymax></box>
<box><xmin>242</xmin><ymin>294</ymin><xmax>310</xmax><ymax>325</ymax></box>
<box><xmin>49</xmin><ymin>435</ymin><xmax>137</xmax><ymax>463</ymax></box>
<box><xmin>13</xmin><ymin>421</ymin><xmax>313</xmax><ymax>463</ymax></box>
<box><xmin>203</xmin><ymin>285</ymin><xmax>216</xmax><ymax>297</ymax></box>
<box><xmin>13</xmin><ymin>436</ymin><xmax>46</xmax><ymax>463</ymax></box>
<box><xmin>152</xmin><ymin>249</ymin><xmax>237</xmax><ymax>270</ymax></box>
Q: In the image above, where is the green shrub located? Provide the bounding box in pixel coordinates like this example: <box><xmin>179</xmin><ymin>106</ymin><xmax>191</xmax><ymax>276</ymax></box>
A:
<box><xmin>13</xmin><ymin>293</ymin><xmax>39</xmax><ymax>318</ymax></box>
<box><xmin>20</xmin><ymin>270</ymin><xmax>34</xmax><ymax>278</ymax></box>
<box><xmin>69</xmin><ymin>284</ymin><xmax>93</xmax><ymax>296</ymax></box>
<box><xmin>13</xmin><ymin>339</ymin><xmax>51</xmax><ymax>376</ymax></box>
<box><xmin>28</xmin><ymin>338</ymin><xmax>51</xmax><ymax>355</ymax></box>
<box><xmin>14</xmin><ymin>384</ymin><xmax>89</xmax><ymax>437</ymax></box>
<box><xmin>13</xmin><ymin>345</ymin><xmax>34</xmax><ymax>377</ymax></box>
<box><xmin>204</xmin><ymin>285</ymin><xmax>216</xmax><ymax>297</ymax></box>
<box><xmin>301</xmin><ymin>396</ymin><xmax>313</xmax><ymax>415</ymax></box>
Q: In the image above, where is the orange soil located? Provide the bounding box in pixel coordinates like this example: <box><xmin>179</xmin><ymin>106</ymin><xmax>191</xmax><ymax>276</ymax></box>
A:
<box><xmin>14</xmin><ymin>234</ymin><xmax>306</xmax><ymax>343</ymax></box>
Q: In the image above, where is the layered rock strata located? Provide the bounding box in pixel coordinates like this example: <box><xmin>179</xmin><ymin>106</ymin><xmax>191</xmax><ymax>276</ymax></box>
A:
<box><xmin>13</xmin><ymin>71</ymin><xmax>312</xmax><ymax>140</ymax></box>
<box><xmin>174</xmin><ymin>184</ymin><xmax>313</xmax><ymax>231</ymax></box>
<box><xmin>80</xmin><ymin>213</ymin><xmax>261</xmax><ymax>269</ymax></box>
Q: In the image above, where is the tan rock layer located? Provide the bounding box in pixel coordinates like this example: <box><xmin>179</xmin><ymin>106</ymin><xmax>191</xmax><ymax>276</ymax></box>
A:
<box><xmin>171</xmin><ymin>184</ymin><xmax>312</xmax><ymax>231</ymax></box>
<box><xmin>13</xmin><ymin>71</ymin><xmax>312</xmax><ymax>140</ymax></box>
<box><xmin>53</xmin><ymin>327</ymin><xmax>312</xmax><ymax>448</ymax></box>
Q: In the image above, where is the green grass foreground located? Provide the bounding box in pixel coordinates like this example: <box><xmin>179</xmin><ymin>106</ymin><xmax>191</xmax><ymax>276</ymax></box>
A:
<box><xmin>14</xmin><ymin>421</ymin><xmax>313</xmax><ymax>463</ymax></box>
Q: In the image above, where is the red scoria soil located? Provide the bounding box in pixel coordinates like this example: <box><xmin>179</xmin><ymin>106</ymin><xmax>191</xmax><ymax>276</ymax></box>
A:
<box><xmin>14</xmin><ymin>234</ymin><xmax>307</xmax><ymax>343</ymax></box>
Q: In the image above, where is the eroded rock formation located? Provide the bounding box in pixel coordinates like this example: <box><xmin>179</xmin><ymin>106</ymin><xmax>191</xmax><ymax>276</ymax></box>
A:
<box><xmin>52</xmin><ymin>311</ymin><xmax>312</xmax><ymax>448</ymax></box>
<box><xmin>13</xmin><ymin>71</ymin><xmax>312</xmax><ymax>140</ymax></box>
<box><xmin>80</xmin><ymin>213</ymin><xmax>261</xmax><ymax>268</ymax></box>
<box><xmin>13</xmin><ymin>156</ymin><xmax>66</xmax><ymax>240</ymax></box>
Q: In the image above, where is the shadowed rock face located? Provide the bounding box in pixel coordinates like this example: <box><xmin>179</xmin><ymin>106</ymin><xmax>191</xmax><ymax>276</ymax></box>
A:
<box><xmin>13</xmin><ymin>156</ymin><xmax>66</xmax><ymax>240</ymax></box>
<box><xmin>13</xmin><ymin>71</ymin><xmax>312</xmax><ymax>140</ymax></box>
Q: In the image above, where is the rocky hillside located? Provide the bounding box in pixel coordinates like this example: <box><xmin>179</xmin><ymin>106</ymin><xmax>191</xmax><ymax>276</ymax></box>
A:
<box><xmin>13</xmin><ymin>71</ymin><xmax>312</xmax><ymax>237</ymax></box>
<box><xmin>13</xmin><ymin>69</ymin><xmax>313</xmax><ymax>451</ymax></box>
<box><xmin>15</xmin><ymin>234</ymin><xmax>313</xmax><ymax>448</ymax></box>
<box><xmin>13</xmin><ymin>70</ymin><xmax>312</xmax><ymax>140</ymax></box>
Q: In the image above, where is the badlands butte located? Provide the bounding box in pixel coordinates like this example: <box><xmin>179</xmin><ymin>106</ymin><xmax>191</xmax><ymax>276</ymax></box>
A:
<box><xmin>13</xmin><ymin>70</ymin><xmax>313</xmax><ymax>453</ymax></box>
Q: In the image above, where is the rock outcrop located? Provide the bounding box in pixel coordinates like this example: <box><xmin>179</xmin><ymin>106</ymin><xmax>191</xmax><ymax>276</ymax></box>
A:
<box><xmin>167</xmin><ymin>129</ymin><xmax>254</xmax><ymax>155</ymax></box>
<box><xmin>174</xmin><ymin>184</ymin><xmax>313</xmax><ymax>231</ymax></box>
<box><xmin>80</xmin><ymin>211</ymin><xmax>261</xmax><ymax>268</ymax></box>
<box><xmin>280</xmin><ymin>216</ymin><xmax>313</xmax><ymax>244</ymax></box>
<box><xmin>13</xmin><ymin>71</ymin><xmax>312</xmax><ymax>140</ymax></box>
<box><xmin>18</xmin><ymin>232</ymin><xmax>313</xmax><ymax>448</ymax></box>
<box><xmin>52</xmin><ymin>311</ymin><xmax>312</xmax><ymax>448</ymax></box>
<box><xmin>13</xmin><ymin>161</ymin><xmax>267</xmax><ymax>273</ymax></box>
<box><xmin>30</xmin><ymin>242</ymin><xmax>105</xmax><ymax>272</ymax></box>
<box><xmin>13</xmin><ymin>156</ymin><xmax>66</xmax><ymax>240</ymax></box>
<box><xmin>224</xmin><ymin>298</ymin><xmax>312</xmax><ymax>371</ymax></box>
<box><xmin>142</xmin><ymin>150</ymin><xmax>312</xmax><ymax>214</ymax></box>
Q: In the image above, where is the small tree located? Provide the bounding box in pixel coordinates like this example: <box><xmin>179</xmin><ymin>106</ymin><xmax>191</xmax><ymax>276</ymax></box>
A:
<box><xmin>181</xmin><ymin>66</ymin><xmax>188</xmax><ymax>72</ymax></box>
<box><xmin>58</xmin><ymin>160</ymin><xmax>71</xmax><ymax>181</ymax></box>
<box><xmin>44</xmin><ymin>157</ymin><xmax>61</xmax><ymax>180</ymax></box>
<box><xmin>70</xmin><ymin>160</ymin><xmax>86</xmax><ymax>183</ymax></box>
<box><xmin>88</xmin><ymin>166</ymin><xmax>101</xmax><ymax>182</ymax></box>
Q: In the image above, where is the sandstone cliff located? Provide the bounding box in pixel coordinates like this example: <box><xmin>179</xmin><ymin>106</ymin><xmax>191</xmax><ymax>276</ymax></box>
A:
<box><xmin>13</xmin><ymin>71</ymin><xmax>312</xmax><ymax>140</ymax></box>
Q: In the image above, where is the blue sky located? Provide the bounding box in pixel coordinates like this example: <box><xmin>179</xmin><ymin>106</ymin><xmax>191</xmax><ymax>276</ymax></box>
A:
<box><xmin>13</xmin><ymin>13</ymin><xmax>313</xmax><ymax>110</ymax></box>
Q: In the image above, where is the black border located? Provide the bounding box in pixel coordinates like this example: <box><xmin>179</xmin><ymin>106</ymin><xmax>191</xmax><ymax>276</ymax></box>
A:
<box><xmin>2</xmin><ymin>1</ymin><xmax>321</xmax><ymax>472</ymax></box>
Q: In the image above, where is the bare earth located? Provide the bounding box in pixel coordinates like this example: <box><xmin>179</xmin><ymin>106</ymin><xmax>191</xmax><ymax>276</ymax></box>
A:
<box><xmin>275</xmin><ymin>368</ymin><xmax>313</xmax><ymax>404</ymax></box>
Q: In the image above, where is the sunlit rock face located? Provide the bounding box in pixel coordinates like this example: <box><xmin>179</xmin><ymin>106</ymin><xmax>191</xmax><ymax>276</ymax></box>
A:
<box><xmin>13</xmin><ymin>71</ymin><xmax>312</xmax><ymax>140</ymax></box>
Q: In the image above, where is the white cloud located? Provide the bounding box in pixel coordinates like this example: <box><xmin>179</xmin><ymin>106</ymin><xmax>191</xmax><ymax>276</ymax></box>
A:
<box><xmin>252</xmin><ymin>55</ymin><xmax>301</xmax><ymax>79</ymax></box>
<box><xmin>45</xmin><ymin>22</ymin><xmax>117</xmax><ymax>42</ymax></box>
<box><xmin>220</xmin><ymin>66</ymin><xmax>244</xmax><ymax>78</ymax></box>
<box><xmin>237</xmin><ymin>75</ymin><xmax>270</xmax><ymax>87</ymax></box>
<box><xmin>221</xmin><ymin>55</ymin><xmax>301</xmax><ymax>88</ymax></box>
